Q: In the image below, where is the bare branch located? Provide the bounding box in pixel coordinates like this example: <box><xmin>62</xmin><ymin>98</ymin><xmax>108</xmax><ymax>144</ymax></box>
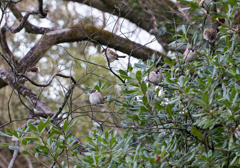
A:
<box><xmin>8</xmin><ymin>4</ymin><xmax>57</xmax><ymax>34</ymax></box>
<box><xmin>4</xmin><ymin>9</ymin><xmax>47</xmax><ymax>33</ymax></box>
<box><xmin>0</xmin><ymin>68</ymin><xmax>53</xmax><ymax>115</ymax></box>
<box><xmin>37</xmin><ymin>0</ymin><xmax>47</xmax><ymax>18</ymax></box>
<box><xmin>18</xmin><ymin>24</ymin><xmax>170</xmax><ymax>72</ymax></box>
<box><xmin>8</xmin><ymin>141</ymin><xmax>19</xmax><ymax>168</ymax></box>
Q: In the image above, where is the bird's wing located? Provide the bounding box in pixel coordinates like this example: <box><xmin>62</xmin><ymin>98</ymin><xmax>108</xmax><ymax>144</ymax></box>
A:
<box><xmin>183</xmin><ymin>50</ymin><xmax>188</xmax><ymax>60</ymax></box>
<box><xmin>97</xmin><ymin>92</ymin><xmax>104</xmax><ymax>103</ymax></box>
<box><xmin>108</xmin><ymin>50</ymin><xmax>118</xmax><ymax>57</ymax></box>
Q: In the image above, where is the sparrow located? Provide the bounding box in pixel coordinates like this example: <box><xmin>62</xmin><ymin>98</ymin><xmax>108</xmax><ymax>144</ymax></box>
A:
<box><xmin>89</xmin><ymin>89</ymin><xmax>104</xmax><ymax>105</ymax></box>
<box><xmin>25</xmin><ymin>66</ymin><xmax>39</xmax><ymax>81</ymax></box>
<box><xmin>101</xmin><ymin>48</ymin><xmax>126</xmax><ymax>63</ymax></box>
<box><xmin>183</xmin><ymin>47</ymin><xmax>197</xmax><ymax>63</ymax></box>
<box><xmin>235</xmin><ymin>125</ymin><xmax>240</xmax><ymax>140</ymax></box>
<box><xmin>148</xmin><ymin>68</ymin><xmax>163</xmax><ymax>85</ymax></box>
<box><xmin>203</xmin><ymin>27</ymin><xmax>218</xmax><ymax>43</ymax></box>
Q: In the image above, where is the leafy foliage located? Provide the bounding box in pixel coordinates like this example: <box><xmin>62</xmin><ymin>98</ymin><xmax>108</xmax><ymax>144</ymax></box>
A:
<box><xmin>2</xmin><ymin>0</ymin><xmax>240</xmax><ymax>168</ymax></box>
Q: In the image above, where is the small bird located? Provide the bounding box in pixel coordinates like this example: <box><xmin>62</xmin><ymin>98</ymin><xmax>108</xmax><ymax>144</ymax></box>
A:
<box><xmin>89</xmin><ymin>89</ymin><xmax>104</xmax><ymax>105</ymax></box>
<box><xmin>235</xmin><ymin>125</ymin><xmax>240</xmax><ymax>140</ymax></box>
<box><xmin>25</xmin><ymin>66</ymin><xmax>39</xmax><ymax>81</ymax></box>
<box><xmin>183</xmin><ymin>47</ymin><xmax>197</xmax><ymax>63</ymax></box>
<box><xmin>148</xmin><ymin>68</ymin><xmax>163</xmax><ymax>85</ymax></box>
<box><xmin>101</xmin><ymin>48</ymin><xmax>126</xmax><ymax>63</ymax></box>
<box><xmin>203</xmin><ymin>27</ymin><xmax>218</xmax><ymax>43</ymax></box>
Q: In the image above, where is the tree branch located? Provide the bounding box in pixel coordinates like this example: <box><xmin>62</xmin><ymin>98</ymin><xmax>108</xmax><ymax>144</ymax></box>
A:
<box><xmin>8</xmin><ymin>141</ymin><xmax>19</xmax><ymax>168</ymax></box>
<box><xmin>64</xmin><ymin>0</ymin><xmax>185</xmax><ymax>49</ymax></box>
<box><xmin>18</xmin><ymin>24</ymin><xmax>170</xmax><ymax>72</ymax></box>
<box><xmin>8</xmin><ymin>3</ymin><xmax>57</xmax><ymax>34</ymax></box>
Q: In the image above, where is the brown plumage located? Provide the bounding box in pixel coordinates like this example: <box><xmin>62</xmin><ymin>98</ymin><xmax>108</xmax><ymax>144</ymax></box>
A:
<box><xmin>25</xmin><ymin>66</ymin><xmax>39</xmax><ymax>81</ymax></box>
<box><xmin>89</xmin><ymin>89</ymin><xmax>104</xmax><ymax>104</ymax></box>
<box><xmin>183</xmin><ymin>47</ymin><xmax>197</xmax><ymax>63</ymax></box>
<box><xmin>101</xmin><ymin>48</ymin><xmax>126</xmax><ymax>63</ymax></box>
<box><xmin>148</xmin><ymin>68</ymin><xmax>163</xmax><ymax>85</ymax></box>
<box><xmin>203</xmin><ymin>27</ymin><xmax>218</xmax><ymax>43</ymax></box>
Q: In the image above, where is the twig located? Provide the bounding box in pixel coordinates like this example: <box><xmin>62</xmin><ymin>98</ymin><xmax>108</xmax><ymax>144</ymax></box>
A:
<box><xmin>8</xmin><ymin>141</ymin><xmax>19</xmax><ymax>168</ymax></box>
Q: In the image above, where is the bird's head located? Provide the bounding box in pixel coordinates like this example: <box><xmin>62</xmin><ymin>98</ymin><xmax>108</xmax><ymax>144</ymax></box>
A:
<box><xmin>153</xmin><ymin>68</ymin><xmax>160</xmax><ymax>74</ymax></box>
<box><xmin>28</xmin><ymin>66</ymin><xmax>39</xmax><ymax>72</ymax></box>
<box><xmin>90</xmin><ymin>89</ymin><xmax>97</xmax><ymax>94</ymax></box>
<box><xmin>187</xmin><ymin>47</ymin><xmax>195</xmax><ymax>52</ymax></box>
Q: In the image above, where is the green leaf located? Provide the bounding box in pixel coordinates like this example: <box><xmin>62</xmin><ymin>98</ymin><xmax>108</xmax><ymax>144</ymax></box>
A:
<box><xmin>38</xmin><ymin>120</ymin><xmax>44</xmax><ymax>133</ymax></box>
<box><xmin>0</xmin><ymin>131</ymin><xmax>12</xmax><ymax>137</ymax></box>
<box><xmin>141</xmin><ymin>82</ymin><xmax>147</xmax><ymax>94</ymax></box>
<box><xmin>191</xmin><ymin>126</ymin><xmax>203</xmax><ymax>140</ymax></box>
<box><xmin>119</xmin><ymin>69</ymin><xmax>127</xmax><ymax>76</ymax></box>
<box><xmin>202</xmin><ymin>91</ymin><xmax>208</xmax><ymax>105</ymax></box>
<box><xmin>122</xmin><ymin>89</ymin><xmax>137</xmax><ymax>95</ymax></box>
<box><xmin>28</xmin><ymin>122</ymin><xmax>38</xmax><ymax>133</ymax></box>
<box><xmin>182</xmin><ymin>24</ymin><xmax>187</xmax><ymax>34</ymax></box>
<box><xmin>11</xmin><ymin>130</ymin><xmax>18</xmax><ymax>138</ymax></box>
<box><xmin>166</xmin><ymin>104</ymin><xmax>173</xmax><ymax>115</ymax></box>
<box><xmin>69</xmin><ymin>120</ymin><xmax>78</xmax><ymax>129</ymax></box>
<box><xmin>5</xmin><ymin>127</ymin><xmax>12</xmax><ymax>135</ymax></box>
<box><xmin>22</xmin><ymin>150</ymin><xmax>31</xmax><ymax>155</ymax></box>
<box><xmin>166</xmin><ymin>78</ymin><xmax>176</xmax><ymax>84</ymax></box>
<box><xmin>136</xmin><ymin>71</ymin><xmax>142</xmax><ymax>81</ymax></box>
<box><xmin>221</xmin><ymin>0</ymin><xmax>228</xmax><ymax>12</ymax></box>
<box><xmin>189</xmin><ymin>2</ymin><xmax>198</xmax><ymax>9</ymax></box>
<box><xmin>134</xmin><ymin>63</ymin><xmax>148</xmax><ymax>68</ymax></box>
<box><xmin>229</xmin><ymin>0</ymin><xmax>236</xmax><ymax>6</ymax></box>
<box><xmin>203</xmin><ymin>119</ymin><xmax>215</xmax><ymax>129</ymax></box>
<box><xmin>9</xmin><ymin>146</ymin><xmax>20</xmax><ymax>150</ymax></box>
<box><xmin>101</xmin><ymin>81</ymin><xmax>108</xmax><ymax>90</ymax></box>
<box><xmin>179</xmin><ymin>76</ymin><xmax>185</xmax><ymax>87</ymax></box>
<box><xmin>224</xmin><ymin>99</ymin><xmax>230</xmax><ymax>108</ymax></box>
<box><xmin>155</xmin><ymin>103</ymin><xmax>165</xmax><ymax>111</ymax></box>
<box><xmin>66</xmin><ymin>132</ymin><xmax>73</xmax><ymax>139</ymax></box>
<box><xmin>43</xmin><ymin>117</ymin><xmax>50</xmax><ymax>128</ymax></box>
<box><xmin>63</xmin><ymin>120</ymin><xmax>68</xmax><ymax>133</ymax></box>
<box><xmin>22</xmin><ymin>139</ymin><xmax>27</xmax><ymax>146</ymax></box>
<box><xmin>133</xmin><ymin>114</ymin><xmax>140</xmax><ymax>121</ymax></box>
<box><xmin>110</xmin><ymin>136</ymin><xmax>116</xmax><ymax>147</ymax></box>
<box><xmin>1</xmin><ymin>143</ymin><xmax>8</xmax><ymax>146</ymax></box>
<box><xmin>164</xmin><ymin>58</ymin><xmax>172</xmax><ymax>65</ymax></box>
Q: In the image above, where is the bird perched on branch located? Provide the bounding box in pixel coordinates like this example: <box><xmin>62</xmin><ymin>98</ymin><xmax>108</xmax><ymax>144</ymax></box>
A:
<box><xmin>148</xmin><ymin>68</ymin><xmax>163</xmax><ymax>85</ymax></box>
<box><xmin>203</xmin><ymin>27</ymin><xmax>218</xmax><ymax>43</ymax></box>
<box><xmin>235</xmin><ymin>125</ymin><xmax>240</xmax><ymax>140</ymax></box>
<box><xmin>183</xmin><ymin>47</ymin><xmax>197</xmax><ymax>64</ymax></box>
<box><xmin>25</xmin><ymin>66</ymin><xmax>39</xmax><ymax>81</ymax></box>
<box><xmin>89</xmin><ymin>89</ymin><xmax>104</xmax><ymax>105</ymax></box>
<box><xmin>101</xmin><ymin>48</ymin><xmax>126</xmax><ymax>63</ymax></box>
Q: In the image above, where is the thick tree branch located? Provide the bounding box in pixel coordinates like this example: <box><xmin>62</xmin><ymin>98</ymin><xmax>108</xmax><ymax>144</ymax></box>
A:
<box><xmin>18</xmin><ymin>24</ymin><xmax>170</xmax><ymax>71</ymax></box>
<box><xmin>0</xmin><ymin>68</ymin><xmax>53</xmax><ymax>115</ymax></box>
<box><xmin>64</xmin><ymin>0</ymin><xmax>185</xmax><ymax>49</ymax></box>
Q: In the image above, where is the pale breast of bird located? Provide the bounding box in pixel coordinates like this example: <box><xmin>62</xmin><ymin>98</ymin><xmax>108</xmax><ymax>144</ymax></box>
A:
<box><xmin>89</xmin><ymin>92</ymin><xmax>103</xmax><ymax>104</ymax></box>
<box><xmin>26</xmin><ymin>71</ymin><xmax>38</xmax><ymax>81</ymax></box>
<box><xmin>149</xmin><ymin>72</ymin><xmax>163</xmax><ymax>84</ymax></box>
<box><xmin>183</xmin><ymin>50</ymin><xmax>197</xmax><ymax>63</ymax></box>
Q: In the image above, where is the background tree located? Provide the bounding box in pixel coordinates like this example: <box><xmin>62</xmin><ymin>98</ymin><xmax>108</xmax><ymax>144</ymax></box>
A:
<box><xmin>0</xmin><ymin>0</ymin><xmax>240</xmax><ymax>167</ymax></box>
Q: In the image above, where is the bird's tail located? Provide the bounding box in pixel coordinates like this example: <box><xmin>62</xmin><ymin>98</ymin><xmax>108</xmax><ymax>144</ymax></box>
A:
<box><xmin>118</xmin><ymin>56</ymin><xmax>126</xmax><ymax>58</ymax></box>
